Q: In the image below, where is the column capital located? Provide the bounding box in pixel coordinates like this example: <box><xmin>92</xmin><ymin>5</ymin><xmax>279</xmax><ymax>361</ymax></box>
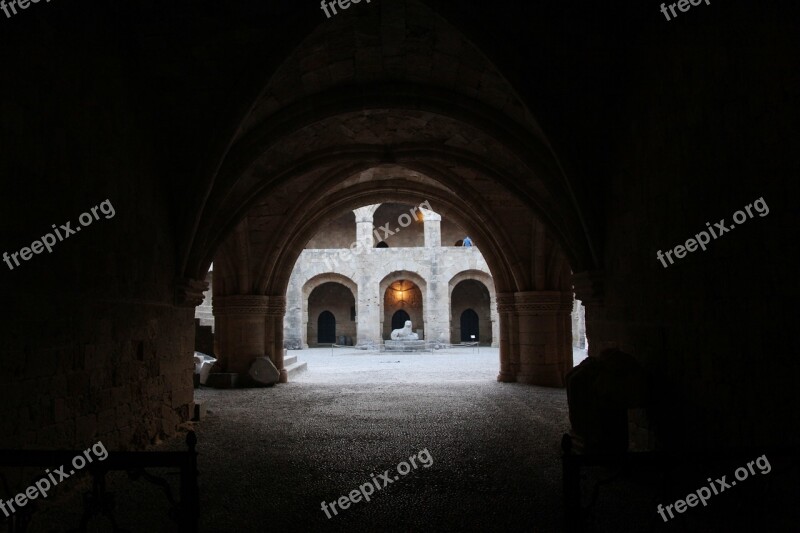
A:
<box><xmin>213</xmin><ymin>295</ymin><xmax>269</xmax><ymax>316</ymax></box>
<box><xmin>572</xmin><ymin>270</ymin><xmax>605</xmax><ymax>306</ymax></box>
<box><xmin>266</xmin><ymin>295</ymin><xmax>287</xmax><ymax>316</ymax></box>
<box><xmin>174</xmin><ymin>277</ymin><xmax>209</xmax><ymax>308</ymax></box>
<box><xmin>420</xmin><ymin>208</ymin><xmax>441</xmax><ymax>222</ymax></box>
<box><xmin>353</xmin><ymin>205</ymin><xmax>379</xmax><ymax>223</ymax></box>
<box><xmin>496</xmin><ymin>293</ymin><xmax>516</xmax><ymax>313</ymax></box>
<box><xmin>513</xmin><ymin>291</ymin><xmax>573</xmax><ymax>315</ymax></box>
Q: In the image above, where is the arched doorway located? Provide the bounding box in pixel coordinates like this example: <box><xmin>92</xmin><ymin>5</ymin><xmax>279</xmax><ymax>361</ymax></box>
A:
<box><xmin>450</xmin><ymin>279</ymin><xmax>492</xmax><ymax>345</ymax></box>
<box><xmin>382</xmin><ymin>277</ymin><xmax>425</xmax><ymax>340</ymax></box>
<box><xmin>317</xmin><ymin>311</ymin><xmax>336</xmax><ymax>344</ymax></box>
<box><xmin>391</xmin><ymin>309</ymin><xmax>411</xmax><ymax>330</ymax></box>
<box><xmin>460</xmin><ymin>309</ymin><xmax>479</xmax><ymax>342</ymax></box>
<box><xmin>307</xmin><ymin>282</ymin><xmax>356</xmax><ymax>347</ymax></box>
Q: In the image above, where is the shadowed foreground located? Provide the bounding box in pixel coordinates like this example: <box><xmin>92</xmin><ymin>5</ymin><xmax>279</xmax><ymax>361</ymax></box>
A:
<box><xmin>192</xmin><ymin>381</ymin><xmax>569</xmax><ymax>531</ymax></box>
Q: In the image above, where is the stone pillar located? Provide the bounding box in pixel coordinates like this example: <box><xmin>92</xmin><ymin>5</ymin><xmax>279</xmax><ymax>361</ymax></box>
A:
<box><xmin>425</xmin><ymin>255</ymin><xmax>450</xmax><ymax>342</ymax></box>
<box><xmin>514</xmin><ymin>291</ymin><xmax>573</xmax><ymax>387</ymax></box>
<box><xmin>572</xmin><ymin>271</ymin><xmax>605</xmax><ymax>358</ymax></box>
<box><xmin>174</xmin><ymin>277</ymin><xmax>209</xmax><ymax>309</ymax></box>
<box><xmin>354</xmin><ymin>205</ymin><xmax>378</xmax><ymax>248</ymax></box>
<box><xmin>266</xmin><ymin>296</ymin><xmax>287</xmax><ymax>383</ymax></box>
<box><xmin>213</xmin><ymin>295</ymin><xmax>268</xmax><ymax>375</ymax></box>
<box><xmin>356</xmin><ymin>274</ymin><xmax>381</xmax><ymax>343</ymax></box>
<box><xmin>496</xmin><ymin>293</ymin><xmax>516</xmax><ymax>382</ymax></box>
<box><xmin>422</xmin><ymin>208</ymin><xmax>441</xmax><ymax>248</ymax></box>
<box><xmin>283</xmin><ymin>279</ymin><xmax>305</xmax><ymax>349</ymax></box>
<box><xmin>353</xmin><ymin>206</ymin><xmax>381</xmax><ymax>343</ymax></box>
<box><xmin>490</xmin><ymin>293</ymin><xmax>500</xmax><ymax>348</ymax></box>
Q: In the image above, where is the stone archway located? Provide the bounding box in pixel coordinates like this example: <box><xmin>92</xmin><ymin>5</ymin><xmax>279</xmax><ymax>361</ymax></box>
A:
<box><xmin>391</xmin><ymin>309</ymin><xmax>411</xmax><ymax>331</ymax></box>
<box><xmin>188</xmin><ymin>0</ymin><xmax>595</xmax><ymax>387</ymax></box>
<box><xmin>297</xmin><ymin>273</ymin><xmax>359</xmax><ymax>349</ymax></box>
<box><xmin>380</xmin><ymin>272</ymin><xmax>427</xmax><ymax>341</ymax></box>
<box><xmin>451</xmin><ymin>280</ymin><xmax>492</xmax><ymax>345</ymax></box>
<box><xmin>316</xmin><ymin>310</ymin><xmax>336</xmax><ymax>344</ymax></box>
<box><xmin>307</xmin><ymin>282</ymin><xmax>356</xmax><ymax>347</ymax></box>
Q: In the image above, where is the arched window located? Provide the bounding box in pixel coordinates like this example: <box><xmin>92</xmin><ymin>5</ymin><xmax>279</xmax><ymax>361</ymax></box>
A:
<box><xmin>454</xmin><ymin>239</ymin><xmax>463</xmax><ymax>247</ymax></box>
<box><xmin>460</xmin><ymin>309</ymin><xmax>479</xmax><ymax>342</ymax></box>
<box><xmin>317</xmin><ymin>311</ymin><xmax>336</xmax><ymax>344</ymax></box>
<box><xmin>376</xmin><ymin>241</ymin><xmax>389</xmax><ymax>248</ymax></box>
<box><xmin>391</xmin><ymin>309</ymin><xmax>411</xmax><ymax>330</ymax></box>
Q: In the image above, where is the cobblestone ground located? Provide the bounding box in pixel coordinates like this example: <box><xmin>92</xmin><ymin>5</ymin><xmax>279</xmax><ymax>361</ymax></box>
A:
<box><xmin>188</xmin><ymin>347</ymin><xmax>575</xmax><ymax>532</ymax></box>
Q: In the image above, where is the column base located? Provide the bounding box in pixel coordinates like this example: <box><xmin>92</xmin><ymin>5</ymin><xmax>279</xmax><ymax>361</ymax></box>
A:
<box><xmin>206</xmin><ymin>373</ymin><xmax>280</xmax><ymax>389</ymax></box>
<box><xmin>279</xmin><ymin>369</ymin><xmax>288</xmax><ymax>383</ymax></box>
<box><xmin>516</xmin><ymin>366</ymin><xmax>566</xmax><ymax>388</ymax></box>
<box><xmin>497</xmin><ymin>371</ymin><xmax>516</xmax><ymax>383</ymax></box>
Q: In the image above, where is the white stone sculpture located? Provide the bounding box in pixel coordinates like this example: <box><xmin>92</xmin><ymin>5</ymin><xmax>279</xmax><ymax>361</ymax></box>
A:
<box><xmin>390</xmin><ymin>320</ymin><xmax>419</xmax><ymax>341</ymax></box>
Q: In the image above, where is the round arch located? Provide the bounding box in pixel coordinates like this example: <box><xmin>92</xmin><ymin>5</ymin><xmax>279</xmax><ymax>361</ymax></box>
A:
<box><xmin>448</xmin><ymin>270</ymin><xmax>498</xmax><ymax>347</ymax></box>
<box><xmin>302</xmin><ymin>273</ymin><xmax>359</xmax><ymax>347</ymax></box>
<box><xmin>379</xmin><ymin>271</ymin><xmax>427</xmax><ymax>341</ymax></box>
<box><xmin>191</xmin><ymin>0</ymin><xmax>591</xmax><ymax>386</ymax></box>
<box><xmin>450</xmin><ymin>280</ymin><xmax>492</xmax><ymax>345</ymax></box>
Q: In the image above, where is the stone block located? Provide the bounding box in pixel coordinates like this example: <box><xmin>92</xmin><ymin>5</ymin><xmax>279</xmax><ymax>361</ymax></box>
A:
<box><xmin>193</xmin><ymin>401</ymin><xmax>206</xmax><ymax>421</ymax></box>
<box><xmin>248</xmin><ymin>357</ymin><xmax>280</xmax><ymax>386</ymax></box>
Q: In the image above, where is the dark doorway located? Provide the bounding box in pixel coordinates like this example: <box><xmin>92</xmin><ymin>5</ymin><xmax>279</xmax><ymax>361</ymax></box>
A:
<box><xmin>317</xmin><ymin>311</ymin><xmax>336</xmax><ymax>344</ymax></box>
<box><xmin>391</xmin><ymin>309</ymin><xmax>411</xmax><ymax>330</ymax></box>
<box><xmin>460</xmin><ymin>309</ymin><xmax>479</xmax><ymax>342</ymax></box>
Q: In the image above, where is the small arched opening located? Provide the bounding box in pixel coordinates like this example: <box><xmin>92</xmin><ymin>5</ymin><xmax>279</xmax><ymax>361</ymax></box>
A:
<box><xmin>317</xmin><ymin>311</ymin><xmax>336</xmax><ymax>344</ymax></box>
<box><xmin>460</xmin><ymin>309</ymin><xmax>479</xmax><ymax>342</ymax></box>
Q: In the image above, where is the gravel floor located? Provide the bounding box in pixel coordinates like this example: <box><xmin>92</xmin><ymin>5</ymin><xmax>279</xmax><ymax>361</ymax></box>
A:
<box><xmin>189</xmin><ymin>348</ymin><xmax>573</xmax><ymax>532</ymax></box>
<box><xmin>17</xmin><ymin>347</ymin><xmax>793</xmax><ymax>532</ymax></box>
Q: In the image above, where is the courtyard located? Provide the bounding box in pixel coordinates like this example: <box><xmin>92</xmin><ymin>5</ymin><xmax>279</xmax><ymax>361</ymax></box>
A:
<box><xmin>288</xmin><ymin>347</ymin><xmax>589</xmax><ymax>384</ymax></box>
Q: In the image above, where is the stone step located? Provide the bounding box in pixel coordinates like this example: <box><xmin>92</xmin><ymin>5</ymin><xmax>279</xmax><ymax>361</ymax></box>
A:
<box><xmin>284</xmin><ymin>354</ymin><xmax>298</xmax><ymax>366</ymax></box>
<box><xmin>192</xmin><ymin>401</ymin><xmax>207</xmax><ymax>421</ymax></box>
<box><xmin>285</xmin><ymin>361</ymin><xmax>307</xmax><ymax>378</ymax></box>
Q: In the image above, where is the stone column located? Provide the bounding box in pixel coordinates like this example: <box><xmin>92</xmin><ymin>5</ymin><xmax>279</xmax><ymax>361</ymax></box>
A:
<box><xmin>353</xmin><ymin>205</ymin><xmax>381</xmax><ymax>343</ymax></box>
<box><xmin>424</xmin><ymin>256</ymin><xmax>450</xmax><ymax>342</ymax></box>
<box><xmin>266</xmin><ymin>296</ymin><xmax>287</xmax><ymax>383</ymax></box>
<box><xmin>422</xmin><ymin>209</ymin><xmax>441</xmax><ymax>248</ymax></box>
<box><xmin>490</xmin><ymin>293</ymin><xmax>500</xmax><ymax>347</ymax></box>
<box><xmin>212</xmin><ymin>295</ymin><xmax>268</xmax><ymax>375</ymax></box>
<box><xmin>283</xmin><ymin>274</ymin><xmax>304</xmax><ymax>349</ymax></box>
<box><xmin>514</xmin><ymin>291</ymin><xmax>573</xmax><ymax>387</ymax></box>
<box><xmin>572</xmin><ymin>271</ymin><xmax>605</xmax><ymax>358</ymax></box>
<box><xmin>496</xmin><ymin>293</ymin><xmax>516</xmax><ymax>382</ymax></box>
<box><xmin>355</xmin><ymin>270</ymin><xmax>381</xmax><ymax>343</ymax></box>
<box><xmin>174</xmin><ymin>277</ymin><xmax>209</xmax><ymax>309</ymax></box>
<box><xmin>354</xmin><ymin>205</ymin><xmax>378</xmax><ymax>248</ymax></box>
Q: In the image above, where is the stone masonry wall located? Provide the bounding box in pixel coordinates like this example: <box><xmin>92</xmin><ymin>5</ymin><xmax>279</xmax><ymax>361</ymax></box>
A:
<box><xmin>0</xmin><ymin>11</ymin><xmax>195</xmax><ymax>449</ymax></box>
<box><xmin>585</xmin><ymin>8</ymin><xmax>798</xmax><ymax>449</ymax></box>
